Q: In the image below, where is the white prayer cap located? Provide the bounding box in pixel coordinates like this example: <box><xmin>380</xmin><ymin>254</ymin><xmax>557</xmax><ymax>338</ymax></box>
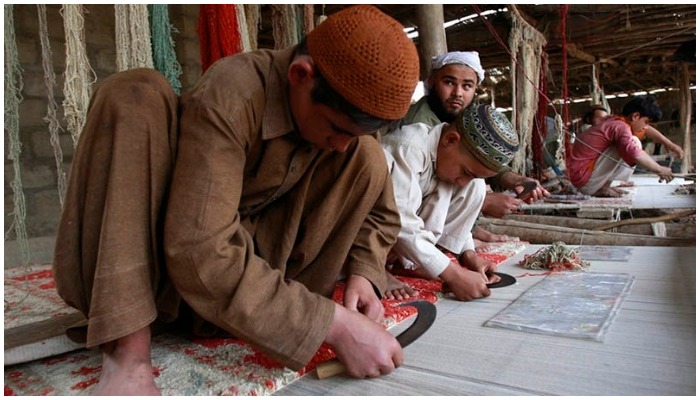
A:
<box><xmin>431</xmin><ymin>51</ymin><xmax>485</xmax><ymax>84</ymax></box>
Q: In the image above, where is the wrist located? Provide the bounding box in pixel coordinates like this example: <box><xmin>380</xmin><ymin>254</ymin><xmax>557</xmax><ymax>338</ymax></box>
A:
<box><xmin>458</xmin><ymin>250</ymin><xmax>477</xmax><ymax>266</ymax></box>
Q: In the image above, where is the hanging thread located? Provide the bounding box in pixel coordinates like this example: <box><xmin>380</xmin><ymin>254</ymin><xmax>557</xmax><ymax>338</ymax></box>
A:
<box><xmin>507</xmin><ymin>5</ymin><xmax>547</xmax><ymax>176</ymax></box>
<box><xmin>590</xmin><ymin>65</ymin><xmax>610</xmax><ymax>112</ymax></box>
<box><xmin>198</xmin><ymin>4</ymin><xmax>242</xmax><ymax>72</ymax></box>
<box><xmin>61</xmin><ymin>4</ymin><xmax>96</xmax><ymax>147</ymax></box>
<box><xmin>271</xmin><ymin>4</ymin><xmax>300</xmax><ymax>50</ymax></box>
<box><xmin>115</xmin><ymin>4</ymin><xmax>154</xmax><ymax>71</ymax></box>
<box><xmin>148</xmin><ymin>4</ymin><xmax>182</xmax><ymax>94</ymax></box>
<box><xmin>303</xmin><ymin>4</ymin><xmax>315</xmax><ymax>35</ymax></box>
<box><xmin>4</xmin><ymin>4</ymin><xmax>31</xmax><ymax>269</ymax></box>
<box><xmin>243</xmin><ymin>4</ymin><xmax>260</xmax><ymax>51</ymax></box>
<box><xmin>235</xmin><ymin>4</ymin><xmax>251</xmax><ymax>52</ymax></box>
<box><xmin>37</xmin><ymin>5</ymin><xmax>68</xmax><ymax>207</ymax></box>
<box><xmin>560</xmin><ymin>5</ymin><xmax>572</xmax><ymax>179</ymax></box>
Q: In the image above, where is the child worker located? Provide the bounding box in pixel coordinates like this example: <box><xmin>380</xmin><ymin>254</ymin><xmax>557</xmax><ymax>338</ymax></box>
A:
<box><xmin>381</xmin><ymin>103</ymin><xmax>519</xmax><ymax>301</ymax></box>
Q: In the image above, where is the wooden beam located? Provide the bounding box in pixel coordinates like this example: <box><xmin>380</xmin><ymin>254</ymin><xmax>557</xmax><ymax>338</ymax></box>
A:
<box><xmin>679</xmin><ymin>63</ymin><xmax>693</xmax><ymax>174</ymax></box>
<box><xmin>478</xmin><ymin>217</ymin><xmax>695</xmax><ymax>247</ymax></box>
<box><xmin>4</xmin><ymin>312</ymin><xmax>86</xmax><ymax>350</ymax></box>
<box><xmin>594</xmin><ymin>209</ymin><xmax>696</xmax><ymax>231</ymax></box>
<box><xmin>415</xmin><ymin>4</ymin><xmax>447</xmax><ymax>81</ymax></box>
<box><xmin>565</xmin><ymin>43</ymin><xmax>596</xmax><ymax>63</ymax></box>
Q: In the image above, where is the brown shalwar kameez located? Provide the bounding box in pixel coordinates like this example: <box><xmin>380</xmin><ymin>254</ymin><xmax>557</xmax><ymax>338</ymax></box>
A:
<box><xmin>53</xmin><ymin>48</ymin><xmax>401</xmax><ymax>371</ymax></box>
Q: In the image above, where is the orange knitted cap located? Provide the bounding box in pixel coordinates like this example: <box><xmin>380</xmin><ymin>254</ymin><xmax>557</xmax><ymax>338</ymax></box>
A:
<box><xmin>307</xmin><ymin>5</ymin><xmax>419</xmax><ymax>120</ymax></box>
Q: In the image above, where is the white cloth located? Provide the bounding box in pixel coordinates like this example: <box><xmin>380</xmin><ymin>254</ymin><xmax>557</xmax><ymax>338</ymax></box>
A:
<box><xmin>431</xmin><ymin>51</ymin><xmax>485</xmax><ymax>83</ymax></box>
<box><xmin>381</xmin><ymin>122</ymin><xmax>486</xmax><ymax>278</ymax></box>
<box><xmin>579</xmin><ymin>136</ymin><xmax>641</xmax><ymax>195</ymax></box>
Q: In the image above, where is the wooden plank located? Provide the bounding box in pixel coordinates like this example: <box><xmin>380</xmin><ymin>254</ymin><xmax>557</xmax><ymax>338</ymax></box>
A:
<box><xmin>4</xmin><ymin>312</ymin><xmax>86</xmax><ymax>350</ymax></box>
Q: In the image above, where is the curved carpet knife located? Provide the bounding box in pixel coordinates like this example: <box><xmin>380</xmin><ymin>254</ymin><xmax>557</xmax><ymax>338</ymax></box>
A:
<box><xmin>316</xmin><ymin>300</ymin><xmax>437</xmax><ymax>379</ymax></box>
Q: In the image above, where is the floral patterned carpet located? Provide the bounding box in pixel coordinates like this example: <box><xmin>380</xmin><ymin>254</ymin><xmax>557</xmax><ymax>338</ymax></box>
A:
<box><xmin>4</xmin><ymin>242</ymin><xmax>527</xmax><ymax>396</ymax></box>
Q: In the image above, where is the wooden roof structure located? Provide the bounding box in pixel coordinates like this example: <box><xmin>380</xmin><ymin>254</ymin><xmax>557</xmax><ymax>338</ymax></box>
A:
<box><xmin>259</xmin><ymin>4</ymin><xmax>697</xmax><ymax>108</ymax></box>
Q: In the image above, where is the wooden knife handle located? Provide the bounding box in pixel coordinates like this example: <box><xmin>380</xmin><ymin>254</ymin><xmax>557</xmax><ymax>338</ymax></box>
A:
<box><xmin>316</xmin><ymin>359</ymin><xmax>346</xmax><ymax>379</ymax></box>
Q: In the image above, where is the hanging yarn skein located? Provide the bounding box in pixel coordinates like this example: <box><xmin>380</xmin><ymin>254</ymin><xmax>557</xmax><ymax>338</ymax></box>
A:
<box><xmin>61</xmin><ymin>4</ymin><xmax>96</xmax><ymax>147</ymax></box>
<box><xmin>271</xmin><ymin>4</ymin><xmax>300</xmax><ymax>50</ymax></box>
<box><xmin>508</xmin><ymin>5</ymin><xmax>547</xmax><ymax>176</ymax></box>
<box><xmin>4</xmin><ymin>4</ymin><xmax>30</xmax><ymax>267</ymax></box>
<box><xmin>37</xmin><ymin>4</ymin><xmax>67</xmax><ymax>206</ymax></box>
<box><xmin>149</xmin><ymin>4</ymin><xmax>182</xmax><ymax>94</ymax></box>
<box><xmin>235</xmin><ymin>4</ymin><xmax>251</xmax><ymax>52</ymax></box>
<box><xmin>243</xmin><ymin>4</ymin><xmax>260</xmax><ymax>51</ymax></box>
<box><xmin>198</xmin><ymin>4</ymin><xmax>242</xmax><ymax>72</ymax></box>
<box><xmin>115</xmin><ymin>4</ymin><xmax>154</xmax><ymax>71</ymax></box>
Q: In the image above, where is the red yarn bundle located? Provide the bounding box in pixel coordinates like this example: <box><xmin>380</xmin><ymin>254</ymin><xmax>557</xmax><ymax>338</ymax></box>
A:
<box><xmin>198</xmin><ymin>4</ymin><xmax>242</xmax><ymax>73</ymax></box>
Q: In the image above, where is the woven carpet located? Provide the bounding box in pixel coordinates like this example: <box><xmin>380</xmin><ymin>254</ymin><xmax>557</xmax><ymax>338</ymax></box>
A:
<box><xmin>4</xmin><ymin>241</ymin><xmax>527</xmax><ymax>396</ymax></box>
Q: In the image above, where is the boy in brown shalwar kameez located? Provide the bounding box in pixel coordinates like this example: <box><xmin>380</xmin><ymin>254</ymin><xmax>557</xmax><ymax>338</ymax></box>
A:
<box><xmin>53</xmin><ymin>6</ymin><xmax>419</xmax><ymax>394</ymax></box>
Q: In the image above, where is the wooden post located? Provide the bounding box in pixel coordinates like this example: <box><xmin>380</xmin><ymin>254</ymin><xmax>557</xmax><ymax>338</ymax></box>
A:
<box><xmin>679</xmin><ymin>63</ymin><xmax>693</xmax><ymax>174</ymax></box>
<box><xmin>415</xmin><ymin>4</ymin><xmax>447</xmax><ymax>81</ymax></box>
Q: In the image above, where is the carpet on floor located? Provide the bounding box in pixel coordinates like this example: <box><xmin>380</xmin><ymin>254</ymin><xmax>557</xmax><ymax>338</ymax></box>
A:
<box><xmin>4</xmin><ymin>242</ymin><xmax>527</xmax><ymax>395</ymax></box>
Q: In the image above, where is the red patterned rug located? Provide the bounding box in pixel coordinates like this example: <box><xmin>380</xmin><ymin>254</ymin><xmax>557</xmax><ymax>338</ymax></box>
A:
<box><xmin>4</xmin><ymin>242</ymin><xmax>527</xmax><ymax>396</ymax></box>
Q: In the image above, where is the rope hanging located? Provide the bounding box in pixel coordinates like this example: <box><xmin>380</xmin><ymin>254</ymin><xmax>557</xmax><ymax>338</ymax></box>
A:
<box><xmin>560</xmin><ymin>5</ymin><xmax>573</xmax><ymax>178</ymax></box>
<box><xmin>115</xmin><ymin>4</ymin><xmax>154</xmax><ymax>71</ymax></box>
<box><xmin>37</xmin><ymin>4</ymin><xmax>67</xmax><ymax>206</ymax></box>
<box><xmin>243</xmin><ymin>4</ymin><xmax>260</xmax><ymax>51</ymax></box>
<box><xmin>4</xmin><ymin>4</ymin><xmax>30</xmax><ymax>267</ymax></box>
<box><xmin>198</xmin><ymin>4</ymin><xmax>242</xmax><ymax>73</ymax></box>
<box><xmin>531</xmin><ymin>52</ymin><xmax>548</xmax><ymax>177</ymax></box>
<box><xmin>148</xmin><ymin>4</ymin><xmax>182</xmax><ymax>94</ymax></box>
<box><xmin>590</xmin><ymin>64</ymin><xmax>610</xmax><ymax>111</ymax></box>
<box><xmin>507</xmin><ymin>5</ymin><xmax>547</xmax><ymax>176</ymax></box>
<box><xmin>271</xmin><ymin>4</ymin><xmax>300</xmax><ymax>50</ymax></box>
<box><xmin>61</xmin><ymin>4</ymin><xmax>96</xmax><ymax>147</ymax></box>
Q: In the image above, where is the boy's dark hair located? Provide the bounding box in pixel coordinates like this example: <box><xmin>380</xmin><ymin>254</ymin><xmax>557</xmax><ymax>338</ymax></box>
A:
<box><xmin>621</xmin><ymin>96</ymin><xmax>662</xmax><ymax>122</ymax></box>
<box><xmin>295</xmin><ymin>38</ymin><xmax>402</xmax><ymax>132</ymax></box>
<box><xmin>581</xmin><ymin>105</ymin><xmax>608</xmax><ymax>125</ymax></box>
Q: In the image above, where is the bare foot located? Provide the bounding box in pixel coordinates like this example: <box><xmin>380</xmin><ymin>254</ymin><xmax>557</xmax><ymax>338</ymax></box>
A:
<box><xmin>93</xmin><ymin>326</ymin><xmax>161</xmax><ymax>395</ymax></box>
<box><xmin>592</xmin><ymin>187</ymin><xmax>622</xmax><ymax>197</ymax></box>
<box><xmin>383</xmin><ymin>270</ymin><xmax>417</xmax><ymax>300</ymax></box>
<box><xmin>611</xmin><ymin>187</ymin><xmax>628</xmax><ymax>195</ymax></box>
<box><xmin>615</xmin><ymin>181</ymin><xmax>635</xmax><ymax>187</ymax></box>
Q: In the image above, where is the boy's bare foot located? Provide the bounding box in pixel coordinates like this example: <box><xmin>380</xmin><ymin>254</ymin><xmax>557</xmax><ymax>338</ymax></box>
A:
<box><xmin>611</xmin><ymin>187</ymin><xmax>628</xmax><ymax>195</ymax></box>
<box><xmin>383</xmin><ymin>269</ymin><xmax>417</xmax><ymax>300</ymax></box>
<box><xmin>592</xmin><ymin>187</ymin><xmax>622</xmax><ymax>197</ymax></box>
<box><xmin>93</xmin><ymin>326</ymin><xmax>161</xmax><ymax>395</ymax></box>
<box><xmin>615</xmin><ymin>181</ymin><xmax>635</xmax><ymax>187</ymax></box>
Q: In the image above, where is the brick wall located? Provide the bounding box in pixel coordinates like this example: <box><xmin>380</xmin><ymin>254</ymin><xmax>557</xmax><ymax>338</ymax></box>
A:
<box><xmin>4</xmin><ymin>5</ymin><xmax>201</xmax><ymax>240</ymax></box>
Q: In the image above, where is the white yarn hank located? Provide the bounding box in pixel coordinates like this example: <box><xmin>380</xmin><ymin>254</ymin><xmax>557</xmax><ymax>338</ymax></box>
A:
<box><xmin>61</xmin><ymin>4</ymin><xmax>96</xmax><ymax>147</ymax></box>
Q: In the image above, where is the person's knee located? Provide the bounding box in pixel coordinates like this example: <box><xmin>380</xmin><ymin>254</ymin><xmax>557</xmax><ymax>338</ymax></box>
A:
<box><xmin>95</xmin><ymin>69</ymin><xmax>177</xmax><ymax>106</ymax></box>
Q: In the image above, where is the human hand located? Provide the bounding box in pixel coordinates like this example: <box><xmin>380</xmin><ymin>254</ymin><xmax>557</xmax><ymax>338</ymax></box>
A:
<box><xmin>514</xmin><ymin>177</ymin><xmax>549</xmax><ymax>203</ymax></box>
<box><xmin>344</xmin><ymin>274</ymin><xmax>384</xmax><ymax>322</ymax></box>
<box><xmin>459</xmin><ymin>250</ymin><xmax>499</xmax><ymax>283</ymax></box>
<box><xmin>482</xmin><ymin>192</ymin><xmax>522</xmax><ymax>218</ymax></box>
<box><xmin>439</xmin><ymin>262</ymin><xmax>491</xmax><ymax>301</ymax></box>
<box><xmin>668</xmin><ymin>144</ymin><xmax>684</xmax><ymax>159</ymax></box>
<box><xmin>656</xmin><ymin>166</ymin><xmax>674</xmax><ymax>183</ymax></box>
<box><xmin>325</xmin><ymin>303</ymin><xmax>403</xmax><ymax>378</ymax></box>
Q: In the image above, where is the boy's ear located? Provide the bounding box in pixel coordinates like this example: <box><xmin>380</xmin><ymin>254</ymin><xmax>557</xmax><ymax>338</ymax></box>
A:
<box><xmin>288</xmin><ymin>57</ymin><xmax>316</xmax><ymax>86</ymax></box>
<box><xmin>441</xmin><ymin>129</ymin><xmax>462</xmax><ymax>147</ymax></box>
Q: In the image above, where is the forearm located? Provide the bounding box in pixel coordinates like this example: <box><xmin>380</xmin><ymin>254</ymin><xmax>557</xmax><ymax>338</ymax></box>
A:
<box><xmin>634</xmin><ymin>151</ymin><xmax>667</xmax><ymax>174</ymax></box>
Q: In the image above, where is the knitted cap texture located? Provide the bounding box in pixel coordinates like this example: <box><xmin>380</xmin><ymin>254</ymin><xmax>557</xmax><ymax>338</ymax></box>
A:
<box><xmin>307</xmin><ymin>5</ymin><xmax>419</xmax><ymax>120</ymax></box>
<box><xmin>458</xmin><ymin>104</ymin><xmax>519</xmax><ymax>171</ymax></box>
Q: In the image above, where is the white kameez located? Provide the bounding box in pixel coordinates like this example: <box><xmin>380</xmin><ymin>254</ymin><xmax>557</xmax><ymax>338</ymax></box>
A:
<box><xmin>381</xmin><ymin>123</ymin><xmax>486</xmax><ymax>278</ymax></box>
